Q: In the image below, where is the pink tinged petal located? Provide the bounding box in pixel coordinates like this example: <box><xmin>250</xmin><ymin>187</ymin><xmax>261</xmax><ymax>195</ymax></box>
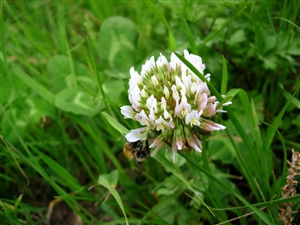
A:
<box><xmin>198</xmin><ymin>93</ymin><xmax>208</xmax><ymax>111</ymax></box>
<box><xmin>150</xmin><ymin>140</ymin><xmax>165</xmax><ymax>157</ymax></box>
<box><xmin>207</xmin><ymin>96</ymin><xmax>217</xmax><ymax>103</ymax></box>
<box><xmin>175</xmin><ymin>137</ymin><xmax>184</xmax><ymax>150</ymax></box>
<box><xmin>120</xmin><ymin>106</ymin><xmax>136</xmax><ymax>119</ymax></box>
<box><xmin>156</xmin><ymin>53</ymin><xmax>168</xmax><ymax>67</ymax></box>
<box><xmin>141</xmin><ymin>56</ymin><xmax>155</xmax><ymax>76</ymax></box>
<box><xmin>202</xmin><ymin>120</ymin><xmax>226</xmax><ymax>131</ymax></box>
<box><xmin>203</xmin><ymin>103</ymin><xmax>217</xmax><ymax>117</ymax></box>
<box><xmin>186</xmin><ymin>134</ymin><xmax>202</xmax><ymax>153</ymax></box>
<box><xmin>172</xmin><ymin>144</ymin><xmax>178</xmax><ymax>163</ymax></box>
<box><xmin>205</xmin><ymin>73</ymin><xmax>211</xmax><ymax>81</ymax></box>
<box><xmin>194</xmin><ymin>83</ymin><xmax>209</xmax><ymax>105</ymax></box>
<box><xmin>125</xmin><ymin>127</ymin><xmax>148</xmax><ymax>142</ymax></box>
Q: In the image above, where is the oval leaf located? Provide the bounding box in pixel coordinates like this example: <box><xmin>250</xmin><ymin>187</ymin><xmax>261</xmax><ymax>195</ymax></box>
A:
<box><xmin>98</xmin><ymin>16</ymin><xmax>138</xmax><ymax>73</ymax></box>
<box><xmin>54</xmin><ymin>88</ymin><xmax>104</xmax><ymax>116</ymax></box>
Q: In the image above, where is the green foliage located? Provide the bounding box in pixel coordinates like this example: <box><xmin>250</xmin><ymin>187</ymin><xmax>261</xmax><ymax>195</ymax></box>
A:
<box><xmin>1</xmin><ymin>0</ymin><xmax>299</xmax><ymax>224</ymax></box>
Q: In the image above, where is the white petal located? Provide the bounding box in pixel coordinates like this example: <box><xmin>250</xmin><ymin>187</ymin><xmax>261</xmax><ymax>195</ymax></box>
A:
<box><xmin>135</xmin><ymin>110</ymin><xmax>152</xmax><ymax>127</ymax></box>
<box><xmin>175</xmin><ymin>75</ymin><xmax>186</xmax><ymax>93</ymax></box>
<box><xmin>156</xmin><ymin>53</ymin><xmax>168</xmax><ymax>67</ymax></box>
<box><xmin>163</xmin><ymin>85</ymin><xmax>170</xmax><ymax>99</ymax></box>
<box><xmin>174</xmin><ymin>90</ymin><xmax>191</xmax><ymax>118</ymax></box>
<box><xmin>170</xmin><ymin>51</ymin><xmax>181</xmax><ymax>69</ymax></box>
<box><xmin>125</xmin><ymin>127</ymin><xmax>148</xmax><ymax>142</ymax></box>
<box><xmin>183</xmin><ymin>49</ymin><xmax>206</xmax><ymax>75</ymax></box>
<box><xmin>185</xmin><ymin>110</ymin><xmax>202</xmax><ymax>127</ymax></box>
<box><xmin>120</xmin><ymin>106</ymin><xmax>136</xmax><ymax>119</ymax></box>
<box><xmin>151</xmin><ymin>75</ymin><xmax>159</xmax><ymax>86</ymax></box>
<box><xmin>129</xmin><ymin>67</ymin><xmax>142</xmax><ymax>87</ymax></box>
<box><xmin>171</xmin><ymin>85</ymin><xmax>179</xmax><ymax>101</ymax></box>
<box><xmin>141</xmin><ymin>56</ymin><xmax>155</xmax><ymax>76</ymax></box>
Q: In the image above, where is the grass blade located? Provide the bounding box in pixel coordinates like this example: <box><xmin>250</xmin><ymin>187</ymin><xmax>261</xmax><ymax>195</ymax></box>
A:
<box><xmin>11</xmin><ymin>64</ymin><xmax>54</xmax><ymax>104</ymax></box>
<box><xmin>144</xmin><ymin>0</ymin><xmax>177</xmax><ymax>50</ymax></box>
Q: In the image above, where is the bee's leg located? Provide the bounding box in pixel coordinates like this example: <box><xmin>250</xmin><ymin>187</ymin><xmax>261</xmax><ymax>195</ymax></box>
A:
<box><xmin>133</xmin><ymin>156</ymin><xmax>143</xmax><ymax>174</ymax></box>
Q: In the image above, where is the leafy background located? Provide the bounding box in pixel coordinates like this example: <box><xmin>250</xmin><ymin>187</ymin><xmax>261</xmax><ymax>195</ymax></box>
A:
<box><xmin>1</xmin><ymin>1</ymin><xmax>300</xmax><ymax>225</ymax></box>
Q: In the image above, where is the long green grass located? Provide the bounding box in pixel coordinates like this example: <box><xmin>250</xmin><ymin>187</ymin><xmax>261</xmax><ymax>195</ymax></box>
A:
<box><xmin>1</xmin><ymin>1</ymin><xmax>300</xmax><ymax>224</ymax></box>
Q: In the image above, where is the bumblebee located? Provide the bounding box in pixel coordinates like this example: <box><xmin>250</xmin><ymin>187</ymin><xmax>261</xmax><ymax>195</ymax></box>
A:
<box><xmin>122</xmin><ymin>140</ymin><xmax>150</xmax><ymax>172</ymax></box>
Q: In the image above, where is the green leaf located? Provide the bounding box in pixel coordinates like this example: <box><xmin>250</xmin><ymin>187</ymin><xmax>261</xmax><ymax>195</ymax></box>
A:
<box><xmin>47</xmin><ymin>55</ymin><xmax>70</xmax><ymax>92</ymax></box>
<box><xmin>54</xmin><ymin>88</ymin><xmax>104</xmax><ymax>116</ymax></box>
<box><xmin>98</xmin><ymin>16</ymin><xmax>138</xmax><ymax>73</ymax></box>
<box><xmin>98</xmin><ymin>170</ymin><xmax>119</xmax><ymax>189</ymax></box>
<box><xmin>48</xmin><ymin>55</ymin><xmax>92</xmax><ymax>92</ymax></box>
<box><xmin>24</xmin><ymin>95</ymin><xmax>56</xmax><ymax>123</ymax></box>
<box><xmin>98</xmin><ymin>170</ymin><xmax>128</xmax><ymax>225</ymax></box>
<box><xmin>102</xmin><ymin>78</ymin><xmax>124</xmax><ymax>103</ymax></box>
<box><xmin>228</xmin><ymin>29</ymin><xmax>246</xmax><ymax>46</ymax></box>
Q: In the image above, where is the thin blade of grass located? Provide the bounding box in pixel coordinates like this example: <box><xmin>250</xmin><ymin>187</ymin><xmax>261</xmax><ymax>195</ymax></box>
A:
<box><xmin>198</xmin><ymin>7</ymin><xmax>247</xmax><ymax>49</ymax></box>
<box><xmin>154</xmin><ymin>154</ymin><xmax>214</xmax><ymax>216</ymax></box>
<box><xmin>182</xmin><ymin>18</ymin><xmax>198</xmax><ymax>55</ymax></box>
<box><xmin>101</xmin><ymin>111</ymin><xmax>129</xmax><ymax>136</ymax></box>
<box><xmin>144</xmin><ymin>0</ymin><xmax>177</xmax><ymax>50</ymax></box>
<box><xmin>11</xmin><ymin>64</ymin><xmax>54</xmax><ymax>104</ymax></box>
<box><xmin>263</xmin><ymin>85</ymin><xmax>299</xmax><ymax>150</ymax></box>
<box><xmin>174</xmin><ymin>52</ymin><xmax>260</xmax><ymax>199</ymax></box>
<box><xmin>1</xmin><ymin>104</ymin><xmax>93</xmax><ymax>225</ymax></box>
<box><xmin>221</xmin><ymin>56</ymin><xmax>228</xmax><ymax>95</ymax></box>
<box><xmin>29</xmin><ymin>144</ymin><xmax>82</xmax><ymax>191</ymax></box>
<box><xmin>273</xmin><ymin>17</ymin><xmax>300</xmax><ymax>30</ymax></box>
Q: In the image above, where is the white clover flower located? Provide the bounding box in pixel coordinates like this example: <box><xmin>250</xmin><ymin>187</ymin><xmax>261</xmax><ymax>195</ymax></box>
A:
<box><xmin>121</xmin><ymin>50</ymin><xmax>231</xmax><ymax>162</ymax></box>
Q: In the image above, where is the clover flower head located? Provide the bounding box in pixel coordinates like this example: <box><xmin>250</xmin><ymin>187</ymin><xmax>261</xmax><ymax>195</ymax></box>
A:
<box><xmin>120</xmin><ymin>50</ymin><xmax>231</xmax><ymax>162</ymax></box>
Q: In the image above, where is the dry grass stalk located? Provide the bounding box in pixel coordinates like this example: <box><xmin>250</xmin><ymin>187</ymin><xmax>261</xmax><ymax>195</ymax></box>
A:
<box><xmin>278</xmin><ymin>149</ymin><xmax>300</xmax><ymax>225</ymax></box>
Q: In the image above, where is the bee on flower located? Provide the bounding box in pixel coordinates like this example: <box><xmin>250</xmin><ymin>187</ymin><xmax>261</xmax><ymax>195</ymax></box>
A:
<box><xmin>121</xmin><ymin>50</ymin><xmax>231</xmax><ymax>162</ymax></box>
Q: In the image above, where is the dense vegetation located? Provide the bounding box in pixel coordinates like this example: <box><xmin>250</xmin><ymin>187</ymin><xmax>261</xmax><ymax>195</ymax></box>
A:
<box><xmin>1</xmin><ymin>1</ymin><xmax>299</xmax><ymax>224</ymax></box>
